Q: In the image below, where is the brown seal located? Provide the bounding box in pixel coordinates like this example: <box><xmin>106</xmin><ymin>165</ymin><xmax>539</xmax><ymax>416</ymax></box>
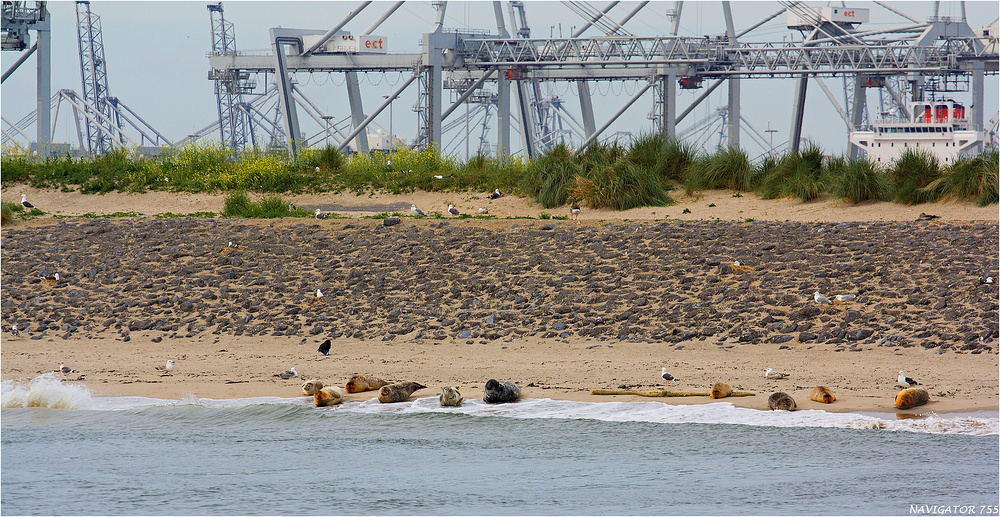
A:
<box><xmin>439</xmin><ymin>386</ymin><xmax>463</xmax><ymax>407</ymax></box>
<box><xmin>377</xmin><ymin>381</ymin><xmax>427</xmax><ymax>403</ymax></box>
<box><xmin>894</xmin><ymin>388</ymin><xmax>929</xmax><ymax>409</ymax></box>
<box><xmin>710</xmin><ymin>382</ymin><xmax>733</xmax><ymax>399</ymax></box>
<box><xmin>767</xmin><ymin>391</ymin><xmax>797</xmax><ymax>410</ymax></box>
<box><xmin>313</xmin><ymin>387</ymin><xmax>344</xmax><ymax>407</ymax></box>
<box><xmin>809</xmin><ymin>386</ymin><xmax>836</xmax><ymax>404</ymax></box>
<box><xmin>301</xmin><ymin>380</ymin><xmax>324</xmax><ymax>396</ymax></box>
<box><xmin>345</xmin><ymin>375</ymin><xmax>390</xmax><ymax>393</ymax></box>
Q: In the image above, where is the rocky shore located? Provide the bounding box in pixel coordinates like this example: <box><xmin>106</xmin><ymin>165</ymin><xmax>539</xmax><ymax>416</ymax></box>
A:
<box><xmin>2</xmin><ymin>217</ymin><xmax>997</xmax><ymax>353</ymax></box>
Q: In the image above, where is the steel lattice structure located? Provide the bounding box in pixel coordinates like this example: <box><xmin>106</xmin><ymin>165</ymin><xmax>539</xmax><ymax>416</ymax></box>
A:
<box><xmin>76</xmin><ymin>0</ymin><xmax>119</xmax><ymax>153</ymax></box>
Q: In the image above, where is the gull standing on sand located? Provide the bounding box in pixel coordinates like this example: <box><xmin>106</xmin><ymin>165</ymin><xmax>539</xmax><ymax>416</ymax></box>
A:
<box><xmin>764</xmin><ymin>368</ymin><xmax>789</xmax><ymax>379</ymax></box>
<box><xmin>165</xmin><ymin>360</ymin><xmax>174</xmax><ymax>373</ymax></box>
<box><xmin>275</xmin><ymin>367</ymin><xmax>298</xmax><ymax>379</ymax></box>
<box><xmin>661</xmin><ymin>367</ymin><xmax>674</xmax><ymax>382</ymax></box>
<box><xmin>20</xmin><ymin>194</ymin><xmax>35</xmax><ymax>210</ymax></box>
<box><xmin>448</xmin><ymin>204</ymin><xmax>460</xmax><ymax>216</ymax></box>
<box><xmin>316</xmin><ymin>288</ymin><xmax>324</xmax><ymax>299</ymax></box>
<box><xmin>10</xmin><ymin>324</ymin><xmax>19</xmax><ymax>337</ymax></box>
<box><xmin>897</xmin><ymin>371</ymin><xmax>920</xmax><ymax>387</ymax></box>
<box><xmin>411</xmin><ymin>204</ymin><xmax>425</xmax><ymax>216</ymax></box>
<box><xmin>59</xmin><ymin>363</ymin><xmax>72</xmax><ymax>374</ymax></box>
<box><xmin>571</xmin><ymin>201</ymin><xmax>581</xmax><ymax>220</ymax></box>
<box><xmin>814</xmin><ymin>291</ymin><xmax>833</xmax><ymax>304</ymax></box>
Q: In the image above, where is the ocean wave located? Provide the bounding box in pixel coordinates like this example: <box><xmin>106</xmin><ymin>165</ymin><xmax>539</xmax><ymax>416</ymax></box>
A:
<box><xmin>2</xmin><ymin>375</ymin><xmax>996</xmax><ymax>436</ymax></box>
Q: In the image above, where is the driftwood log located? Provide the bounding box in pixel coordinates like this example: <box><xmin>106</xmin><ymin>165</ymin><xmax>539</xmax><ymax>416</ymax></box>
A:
<box><xmin>591</xmin><ymin>389</ymin><xmax>755</xmax><ymax>397</ymax></box>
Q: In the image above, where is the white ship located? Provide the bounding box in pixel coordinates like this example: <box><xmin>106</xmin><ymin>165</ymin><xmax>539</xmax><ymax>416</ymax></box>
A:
<box><xmin>849</xmin><ymin>100</ymin><xmax>984</xmax><ymax>165</ymax></box>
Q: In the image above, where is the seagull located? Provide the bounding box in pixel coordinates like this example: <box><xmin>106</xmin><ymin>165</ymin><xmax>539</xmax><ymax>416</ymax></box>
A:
<box><xmin>314</xmin><ymin>166</ymin><xmax>321</xmax><ymax>173</ymax></box>
<box><xmin>897</xmin><ymin>371</ymin><xmax>920</xmax><ymax>387</ymax></box>
<box><xmin>570</xmin><ymin>201</ymin><xmax>581</xmax><ymax>220</ymax></box>
<box><xmin>764</xmin><ymin>368</ymin><xmax>789</xmax><ymax>379</ymax></box>
<box><xmin>488</xmin><ymin>189</ymin><xmax>502</xmax><ymax>200</ymax></box>
<box><xmin>835</xmin><ymin>294</ymin><xmax>856</xmax><ymax>302</ymax></box>
<box><xmin>318</xmin><ymin>339</ymin><xmax>331</xmax><ymax>356</ymax></box>
<box><xmin>20</xmin><ymin>194</ymin><xmax>35</xmax><ymax>210</ymax></box>
<box><xmin>660</xmin><ymin>367</ymin><xmax>674</xmax><ymax>382</ymax></box>
<box><xmin>10</xmin><ymin>324</ymin><xmax>19</xmax><ymax>337</ymax></box>
<box><xmin>988</xmin><ymin>276</ymin><xmax>995</xmax><ymax>284</ymax></box>
<box><xmin>434</xmin><ymin>175</ymin><xmax>444</xmax><ymax>179</ymax></box>
<box><xmin>227</xmin><ymin>241</ymin><xmax>238</xmax><ymax>249</ymax></box>
<box><xmin>917</xmin><ymin>212</ymin><xmax>940</xmax><ymax>221</ymax></box>
<box><xmin>165</xmin><ymin>359</ymin><xmax>174</xmax><ymax>373</ymax></box>
<box><xmin>814</xmin><ymin>291</ymin><xmax>833</xmax><ymax>304</ymax></box>
<box><xmin>59</xmin><ymin>363</ymin><xmax>72</xmax><ymax>374</ymax></box>
<box><xmin>734</xmin><ymin>260</ymin><xmax>741</xmax><ymax>266</ymax></box>
<box><xmin>288</xmin><ymin>203</ymin><xmax>298</xmax><ymax>212</ymax></box>
<box><xmin>448</xmin><ymin>204</ymin><xmax>460</xmax><ymax>216</ymax></box>
<box><xmin>315</xmin><ymin>209</ymin><xmax>329</xmax><ymax>220</ymax></box>
<box><xmin>275</xmin><ymin>367</ymin><xmax>298</xmax><ymax>379</ymax></box>
<box><xmin>43</xmin><ymin>272</ymin><xmax>60</xmax><ymax>282</ymax></box>
<box><xmin>316</xmin><ymin>288</ymin><xmax>324</xmax><ymax>299</ymax></box>
<box><xmin>477</xmin><ymin>207</ymin><xmax>489</xmax><ymax>214</ymax></box>
<box><xmin>411</xmin><ymin>204</ymin><xmax>425</xmax><ymax>216</ymax></box>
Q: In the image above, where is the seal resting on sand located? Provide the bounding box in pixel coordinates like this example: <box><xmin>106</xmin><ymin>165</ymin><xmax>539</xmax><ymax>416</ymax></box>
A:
<box><xmin>314</xmin><ymin>386</ymin><xmax>345</xmax><ymax>407</ymax></box>
<box><xmin>345</xmin><ymin>374</ymin><xmax>390</xmax><ymax>393</ymax></box>
<box><xmin>483</xmin><ymin>379</ymin><xmax>521</xmax><ymax>403</ymax></box>
<box><xmin>439</xmin><ymin>386</ymin><xmax>463</xmax><ymax>407</ymax></box>
<box><xmin>301</xmin><ymin>380</ymin><xmax>324</xmax><ymax>396</ymax></box>
<box><xmin>710</xmin><ymin>382</ymin><xmax>733</xmax><ymax>399</ymax></box>
<box><xmin>377</xmin><ymin>381</ymin><xmax>426</xmax><ymax>403</ymax></box>
<box><xmin>809</xmin><ymin>386</ymin><xmax>836</xmax><ymax>404</ymax></box>
<box><xmin>767</xmin><ymin>392</ymin><xmax>797</xmax><ymax>410</ymax></box>
<box><xmin>894</xmin><ymin>387</ymin><xmax>929</xmax><ymax>409</ymax></box>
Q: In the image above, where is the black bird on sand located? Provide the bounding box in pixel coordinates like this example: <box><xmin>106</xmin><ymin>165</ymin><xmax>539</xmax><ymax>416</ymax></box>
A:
<box><xmin>318</xmin><ymin>339</ymin><xmax>331</xmax><ymax>356</ymax></box>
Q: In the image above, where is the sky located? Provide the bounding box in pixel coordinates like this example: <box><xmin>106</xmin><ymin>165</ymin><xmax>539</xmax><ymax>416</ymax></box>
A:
<box><xmin>1</xmin><ymin>0</ymin><xmax>997</xmax><ymax>158</ymax></box>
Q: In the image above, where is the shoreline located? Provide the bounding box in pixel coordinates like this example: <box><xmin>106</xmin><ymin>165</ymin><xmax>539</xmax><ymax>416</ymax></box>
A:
<box><xmin>2</xmin><ymin>189</ymin><xmax>997</xmax><ymax>419</ymax></box>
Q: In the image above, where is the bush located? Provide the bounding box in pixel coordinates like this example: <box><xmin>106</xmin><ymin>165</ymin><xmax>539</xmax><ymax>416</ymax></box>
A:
<box><xmin>759</xmin><ymin>142</ymin><xmax>825</xmax><ymax>201</ymax></box>
<box><xmin>684</xmin><ymin>146</ymin><xmax>758</xmax><ymax>195</ymax></box>
<box><xmin>222</xmin><ymin>191</ymin><xmax>299</xmax><ymax>218</ymax></box>
<box><xmin>520</xmin><ymin>144</ymin><xmax>581</xmax><ymax>208</ymax></box>
<box><xmin>570</xmin><ymin>157</ymin><xmax>672</xmax><ymax>210</ymax></box>
<box><xmin>824</xmin><ymin>155</ymin><xmax>890</xmax><ymax>204</ymax></box>
<box><xmin>887</xmin><ymin>149</ymin><xmax>940</xmax><ymax>204</ymax></box>
<box><xmin>922</xmin><ymin>149</ymin><xmax>998</xmax><ymax>206</ymax></box>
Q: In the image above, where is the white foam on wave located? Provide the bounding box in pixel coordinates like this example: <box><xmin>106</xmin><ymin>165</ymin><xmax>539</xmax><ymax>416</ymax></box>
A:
<box><xmin>2</xmin><ymin>375</ymin><xmax>996</xmax><ymax>436</ymax></box>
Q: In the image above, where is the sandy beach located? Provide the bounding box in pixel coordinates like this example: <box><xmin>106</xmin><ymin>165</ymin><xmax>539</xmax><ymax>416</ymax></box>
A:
<box><xmin>2</xmin><ymin>186</ymin><xmax>997</xmax><ymax>415</ymax></box>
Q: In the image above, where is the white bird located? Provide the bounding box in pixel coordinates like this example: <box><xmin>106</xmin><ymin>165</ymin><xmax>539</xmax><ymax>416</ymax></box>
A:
<box><xmin>434</xmin><ymin>175</ymin><xmax>444</xmax><ymax>179</ymax></box>
<box><xmin>764</xmin><ymin>368</ymin><xmax>789</xmax><ymax>379</ymax></box>
<box><xmin>316</xmin><ymin>288</ymin><xmax>324</xmax><ymax>299</ymax></box>
<box><xmin>488</xmin><ymin>188</ymin><xmax>502</xmax><ymax>200</ymax></box>
<box><xmin>988</xmin><ymin>276</ymin><xmax>995</xmax><ymax>284</ymax></box>
<box><xmin>734</xmin><ymin>260</ymin><xmax>741</xmax><ymax>266</ymax></box>
<box><xmin>835</xmin><ymin>294</ymin><xmax>856</xmax><ymax>301</ymax></box>
<box><xmin>10</xmin><ymin>324</ymin><xmax>19</xmax><ymax>337</ymax></box>
<box><xmin>59</xmin><ymin>363</ymin><xmax>72</xmax><ymax>374</ymax></box>
<box><xmin>897</xmin><ymin>371</ymin><xmax>920</xmax><ymax>387</ymax></box>
<box><xmin>20</xmin><ymin>194</ymin><xmax>35</xmax><ymax>210</ymax></box>
<box><xmin>477</xmin><ymin>207</ymin><xmax>489</xmax><ymax>214</ymax></box>
<box><xmin>386</xmin><ymin>160</ymin><xmax>392</xmax><ymax>170</ymax></box>
<box><xmin>660</xmin><ymin>367</ymin><xmax>674</xmax><ymax>382</ymax></box>
<box><xmin>275</xmin><ymin>367</ymin><xmax>298</xmax><ymax>379</ymax></box>
<box><xmin>314</xmin><ymin>208</ymin><xmax>329</xmax><ymax>220</ymax></box>
<box><xmin>448</xmin><ymin>204</ymin><xmax>460</xmax><ymax>216</ymax></box>
<box><xmin>411</xmin><ymin>204</ymin><xmax>425</xmax><ymax>216</ymax></box>
<box><xmin>315</xmin><ymin>166</ymin><xmax>321</xmax><ymax>173</ymax></box>
<box><xmin>165</xmin><ymin>359</ymin><xmax>174</xmax><ymax>373</ymax></box>
<box><xmin>814</xmin><ymin>291</ymin><xmax>833</xmax><ymax>304</ymax></box>
<box><xmin>227</xmin><ymin>241</ymin><xmax>238</xmax><ymax>249</ymax></box>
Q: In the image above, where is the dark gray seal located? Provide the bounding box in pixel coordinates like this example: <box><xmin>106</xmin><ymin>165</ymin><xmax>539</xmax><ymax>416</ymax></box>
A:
<box><xmin>377</xmin><ymin>381</ymin><xmax>426</xmax><ymax>403</ymax></box>
<box><xmin>483</xmin><ymin>379</ymin><xmax>521</xmax><ymax>403</ymax></box>
<box><xmin>767</xmin><ymin>391</ymin><xmax>797</xmax><ymax>411</ymax></box>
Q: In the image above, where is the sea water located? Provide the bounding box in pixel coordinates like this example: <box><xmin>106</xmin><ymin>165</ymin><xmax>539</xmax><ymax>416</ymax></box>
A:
<box><xmin>2</xmin><ymin>374</ymin><xmax>998</xmax><ymax>516</ymax></box>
